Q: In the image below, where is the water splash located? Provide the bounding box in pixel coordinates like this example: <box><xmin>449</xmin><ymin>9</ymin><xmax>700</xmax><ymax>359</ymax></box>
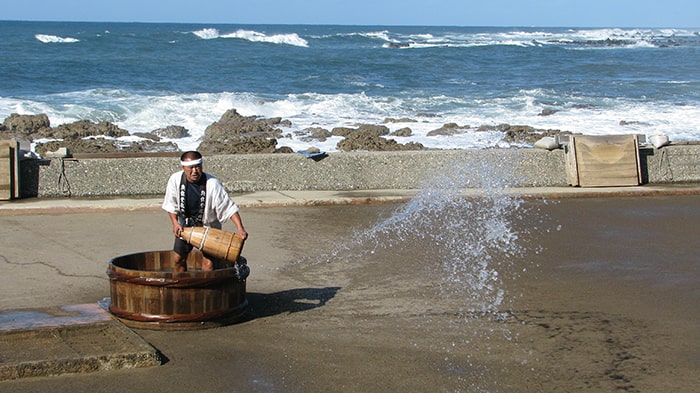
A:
<box><xmin>284</xmin><ymin>154</ymin><xmax>549</xmax><ymax>391</ymax></box>
<box><xmin>289</xmin><ymin>155</ymin><xmax>534</xmax><ymax>315</ymax></box>
<box><xmin>402</xmin><ymin>162</ymin><xmax>526</xmax><ymax>315</ymax></box>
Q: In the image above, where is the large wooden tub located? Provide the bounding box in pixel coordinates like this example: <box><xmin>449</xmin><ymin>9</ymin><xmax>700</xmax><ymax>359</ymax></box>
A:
<box><xmin>106</xmin><ymin>250</ymin><xmax>248</xmax><ymax>330</ymax></box>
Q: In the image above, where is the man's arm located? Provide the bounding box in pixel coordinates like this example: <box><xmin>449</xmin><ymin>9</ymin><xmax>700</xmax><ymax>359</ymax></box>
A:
<box><xmin>230</xmin><ymin>212</ymin><xmax>248</xmax><ymax>240</ymax></box>
<box><xmin>169</xmin><ymin>212</ymin><xmax>183</xmax><ymax>237</ymax></box>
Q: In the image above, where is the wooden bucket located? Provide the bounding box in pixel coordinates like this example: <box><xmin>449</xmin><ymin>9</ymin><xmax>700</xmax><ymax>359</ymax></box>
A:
<box><xmin>106</xmin><ymin>250</ymin><xmax>247</xmax><ymax>330</ymax></box>
<box><xmin>180</xmin><ymin>226</ymin><xmax>244</xmax><ymax>263</ymax></box>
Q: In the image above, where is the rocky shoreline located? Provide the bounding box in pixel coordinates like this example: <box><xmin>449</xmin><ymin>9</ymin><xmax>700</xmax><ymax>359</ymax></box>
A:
<box><xmin>4</xmin><ymin>109</ymin><xmax>700</xmax><ymax>200</ymax></box>
<box><xmin>1</xmin><ymin>109</ymin><xmax>574</xmax><ymax>156</ymax></box>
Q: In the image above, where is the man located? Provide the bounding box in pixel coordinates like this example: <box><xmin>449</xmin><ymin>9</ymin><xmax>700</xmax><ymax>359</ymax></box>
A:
<box><xmin>162</xmin><ymin>151</ymin><xmax>248</xmax><ymax>272</ymax></box>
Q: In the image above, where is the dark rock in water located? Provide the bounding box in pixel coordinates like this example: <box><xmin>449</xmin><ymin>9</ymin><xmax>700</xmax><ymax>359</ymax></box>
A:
<box><xmin>2</xmin><ymin>110</ymin><xmax>289</xmax><ymax>155</ymax></box>
<box><xmin>35</xmin><ymin>137</ymin><xmax>179</xmax><ymax>156</ymax></box>
<box><xmin>133</xmin><ymin>132</ymin><xmax>160</xmax><ymax>141</ymax></box>
<box><xmin>619</xmin><ymin>120</ymin><xmax>648</xmax><ymax>126</ymax></box>
<box><xmin>383</xmin><ymin>117</ymin><xmax>417</xmax><ymax>124</ymax></box>
<box><xmin>427</xmin><ymin>122</ymin><xmax>469</xmax><ymax>136</ymax></box>
<box><xmin>3</xmin><ymin>110</ymin><xmax>584</xmax><ymax>155</ymax></box>
<box><xmin>199</xmin><ymin>136</ymin><xmax>277</xmax><ymax>154</ymax></box>
<box><xmin>538</xmin><ymin>108</ymin><xmax>558</xmax><ymax>116</ymax></box>
<box><xmin>332</xmin><ymin>124</ymin><xmax>398</xmax><ymax>150</ymax></box>
<box><xmin>356</xmin><ymin>124</ymin><xmax>390</xmax><ymax>136</ymax></box>
<box><xmin>390</xmin><ymin>127</ymin><xmax>413</xmax><ymax>137</ymax></box>
<box><xmin>1</xmin><ymin>114</ymin><xmax>183</xmax><ymax>155</ymax></box>
<box><xmin>301</xmin><ymin>127</ymin><xmax>332</xmax><ymax>142</ymax></box>
<box><xmin>203</xmin><ymin>109</ymin><xmax>283</xmax><ymax>138</ymax></box>
<box><xmin>198</xmin><ymin>108</ymin><xmax>283</xmax><ymax>154</ymax></box>
<box><xmin>337</xmin><ymin>129</ymin><xmax>423</xmax><ymax>151</ymax></box>
<box><xmin>497</xmin><ymin>124</ymin><xmax>574</xmax><ymax>145</ymax></box>
<box><xmin>331</xmin><ymin>127</ymin><xmax>355</xmax><ymax>137</ymax></box>
<box><xmin>475</xmin><ymin>124</ymin><xmax>499</xmax><ymax>132</ymax></box>
<box><xmin>500</xmin><ymin>125</ymin><xmax>539</xmax><ymax>143</ymax></box>
<box><xmin>262</xmin><ymin>117</ymin><xmax>292</xmax><ymax>128</ymax></box>
<box><xmin>1</xmin><ymin>113</ymin><xmax>51</xmax><ymax>137</ymax></box>
<box><xmin>274</xmin><ymin>146</ymin><xmax>294</xmax><ymax>153</ymax></box>
<box><xmin>572</xmin><ymin>103</ymin><xmax>597</xmax><ymax>109</ymax></box>
<box><xmin>153</xmin><ymin>125</ymin><xmax>190</xmax><ymax>139</ymax></box>
<box><xmin>473</xmin><ymin>123</ymin><xmax>575</xmax><ymax>145</ymax></box>
<box><xmin>39</xmin><ymin>119</ymin><xmax>130</xmax><ymax>140</ymax></box>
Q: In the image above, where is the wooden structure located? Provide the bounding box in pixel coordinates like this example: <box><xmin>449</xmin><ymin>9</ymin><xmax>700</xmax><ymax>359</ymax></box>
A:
<box><xmin>565</xmin><ymin>134</ymin><xmax>641</xmax><ymax>187</ymax></box>
<box><xmin>180</xmin><ymin>227</ymin><xmax>244</xmax><ymax>263</ymax></box>
<box><xmin>107</xmin><ymin>250</ymin><xmax>248</xmax><ymax>330</ymax></box>
<box><xmin>0</xmin><ymin>139</ymin><xmax>20</xmax><ymax>200</ymax></box>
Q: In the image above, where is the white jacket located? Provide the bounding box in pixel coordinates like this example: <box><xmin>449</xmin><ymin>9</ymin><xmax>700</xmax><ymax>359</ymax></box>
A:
<box><xmin>161</xmin><ymin>171</ymin><xmax>239</xmax><ymax>229</ymax></box>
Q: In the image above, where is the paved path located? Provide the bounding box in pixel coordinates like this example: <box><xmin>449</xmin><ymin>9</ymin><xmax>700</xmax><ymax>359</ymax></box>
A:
<box><xmin>3</xmin><ymin>184</ymin><xmax>700</xmax><ymax>215</ymax></box>
<box><xmin>1</xmin><ymin>184</ymin><xmax>699</xmax><ymax>391</ymax></box>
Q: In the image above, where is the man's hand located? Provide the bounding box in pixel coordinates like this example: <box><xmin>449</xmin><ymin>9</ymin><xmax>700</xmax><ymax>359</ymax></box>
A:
<box><xmin>173</xmin><ymin>223</ymin><xmax>184</xmax><ymax>238</ymax></box>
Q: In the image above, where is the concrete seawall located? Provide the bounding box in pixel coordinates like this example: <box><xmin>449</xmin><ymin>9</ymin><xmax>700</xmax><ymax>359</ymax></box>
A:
<box><xmin>18</xmin><ymin>145</ymin><xmax>700</xmax><ymax>198</ymax></box>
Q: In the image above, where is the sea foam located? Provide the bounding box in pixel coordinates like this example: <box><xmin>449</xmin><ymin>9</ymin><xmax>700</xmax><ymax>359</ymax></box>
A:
<box><xmin>193</xmin><ymin>28</ymin><xmax>308</xmax><ymax>47</ymax></box>
<box><xmin>3</xmin><ymin>87</ymin><xmax>699</xmax><ymax>153</ymax></box>
<box><xmin>34</xmin><ymin>34</ymin><xmax>79</xmax><ymax>43</ymax></box>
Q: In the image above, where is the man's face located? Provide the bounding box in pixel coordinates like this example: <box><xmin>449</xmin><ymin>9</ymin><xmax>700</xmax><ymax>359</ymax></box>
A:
<box><xmin>183</xmin><ymin>162</ymin><xmax>203</xmax><ymax>183</ymax></box>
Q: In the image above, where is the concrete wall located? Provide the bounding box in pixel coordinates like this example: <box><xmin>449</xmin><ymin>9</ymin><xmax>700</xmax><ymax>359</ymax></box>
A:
<box><xmin>18</xmin><ymin>145</ymin><xmax>700</xmax><ymax>198</ymax></box>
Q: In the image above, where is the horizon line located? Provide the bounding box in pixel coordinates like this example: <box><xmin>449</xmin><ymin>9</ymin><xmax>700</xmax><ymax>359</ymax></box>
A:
<box><xmin>2</xmin><ymin>19</ymin><xmax>698</xmax><ymax>30</ymax></box>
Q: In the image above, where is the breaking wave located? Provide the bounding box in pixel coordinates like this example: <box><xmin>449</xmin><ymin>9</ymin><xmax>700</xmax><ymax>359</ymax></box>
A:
<box><xmin>35</xmin><ymin>34</ymin><xmax>79</xmax><ymax>43</ymax></box>
<box><xmin>192</xmin><ymin>28</ymin><xmax>308</xmax><ymax>47</ymax></box>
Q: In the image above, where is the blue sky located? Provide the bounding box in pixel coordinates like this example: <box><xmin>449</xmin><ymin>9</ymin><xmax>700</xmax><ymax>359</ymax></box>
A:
<box><xmin>3</xmin><ymin>0</ymin><xmax>698</xmax><ymax>27</ymax></box>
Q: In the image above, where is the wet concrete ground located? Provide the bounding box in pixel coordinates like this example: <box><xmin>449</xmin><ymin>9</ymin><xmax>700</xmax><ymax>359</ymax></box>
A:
<box><xmin>0</xmin><ymin>193</ymin><xmax>698</xmax><ymax>392</ymax></box>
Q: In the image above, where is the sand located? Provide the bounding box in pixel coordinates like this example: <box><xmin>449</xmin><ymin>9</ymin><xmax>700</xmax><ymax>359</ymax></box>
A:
<box><xmin>0</xmin><ymin>194</ymin><xmax>698</xmax><ymax>392</ymax></box>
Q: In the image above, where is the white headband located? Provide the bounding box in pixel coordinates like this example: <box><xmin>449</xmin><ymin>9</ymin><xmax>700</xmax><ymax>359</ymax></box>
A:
<box><xmin>181</xmin><ymin>158</ymin><xmax>203</xmax><ymax>167</ymax></box>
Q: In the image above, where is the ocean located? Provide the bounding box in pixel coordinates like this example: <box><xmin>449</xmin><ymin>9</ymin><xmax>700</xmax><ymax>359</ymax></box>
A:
<box><xmin>1</xmin><ymin>21</ymin><xmax>699</xmax><ymax>152</ymax></box>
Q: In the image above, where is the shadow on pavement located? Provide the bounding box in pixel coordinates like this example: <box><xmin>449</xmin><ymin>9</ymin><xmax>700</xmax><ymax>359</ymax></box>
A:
<box><xmin>241</xmin><ymin>287</ymin><xmax>341</xmax><ymax>321</ymax></box>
